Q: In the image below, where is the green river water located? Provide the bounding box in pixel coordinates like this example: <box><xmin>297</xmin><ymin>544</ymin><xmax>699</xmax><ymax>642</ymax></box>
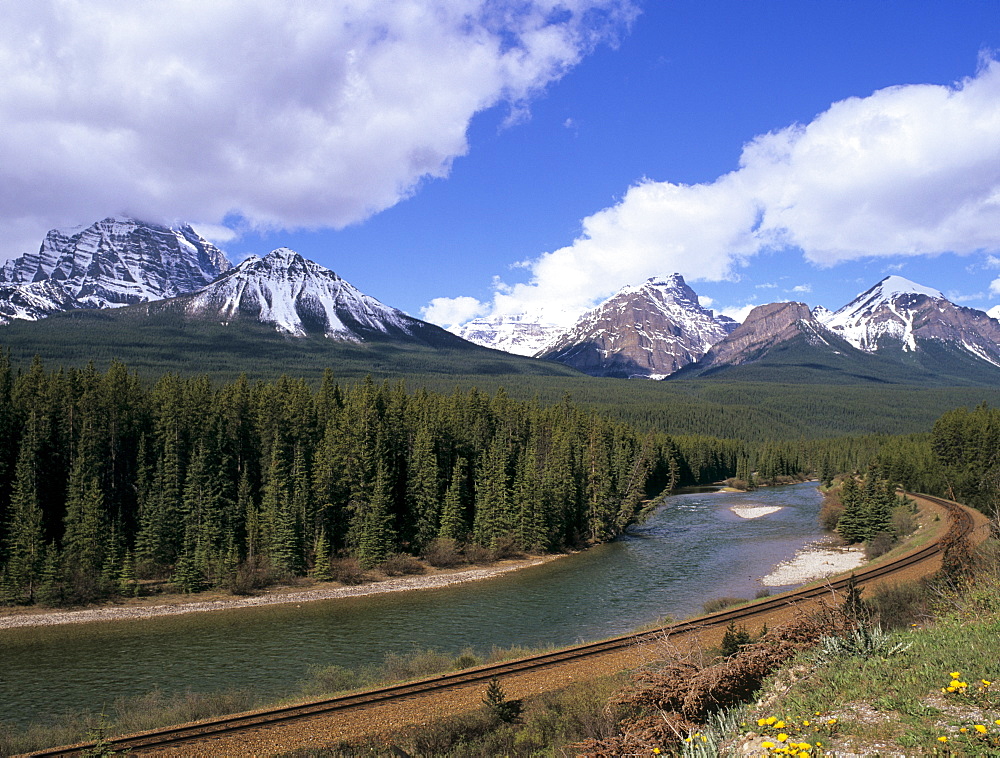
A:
<box><xmin>0</xmin><ymin>482</ymin><xmax>826</xmax><ymax>728</ymax></box>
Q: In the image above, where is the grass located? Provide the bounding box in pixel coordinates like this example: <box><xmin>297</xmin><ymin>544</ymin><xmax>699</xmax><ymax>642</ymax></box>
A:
<box><xmin>276</xmin><ymin>674</ymin><xmax>628</xmax><ymax>758</ymax></box>
<box><xmin>736</xmin><ymin>550</ymin><xmax>1000</xmax><ymax>755</ymax></box>
<box><xmin>0</xmin><ymin>644</ymin><xmax>556</xmax><ymax>755</ymax></box>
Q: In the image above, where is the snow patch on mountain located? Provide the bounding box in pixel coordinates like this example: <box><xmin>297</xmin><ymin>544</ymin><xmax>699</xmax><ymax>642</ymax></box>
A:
<box><xmin>538</xmin><ymin>274</ymin><xmax>733</xmax><ymax>378</ymax></box>
<box><xmin>185</xmin><ymin>247</ymin><xmax>421</xmax><ymax>341</ymax></box>
<box><xmin>821</xmin><ymin>275</ymin><xmax>945</xmax><ymax>352</ymax></box>
<box><xmin>451</xmin><ymin>313</ymin><xmax>568</xmax><ymax>356</ymax></box>
<box><xmin>0</xmin><ymin>217</ymin><xmax>231</xmax><ymax>323</ymax></box>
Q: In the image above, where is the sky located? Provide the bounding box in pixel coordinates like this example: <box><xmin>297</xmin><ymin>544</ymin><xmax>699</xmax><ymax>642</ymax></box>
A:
<box><xmin>2</xmin><ymin>0</ymin><xmax>1000</xmax><ymax>328</ymax></box>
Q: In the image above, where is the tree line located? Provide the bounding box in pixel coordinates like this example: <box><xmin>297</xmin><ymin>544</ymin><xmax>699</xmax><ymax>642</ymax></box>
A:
<box><xmin>1</xmin><ymin>357</ymin><xmax>788</xmax><ymax>605</ymax></box>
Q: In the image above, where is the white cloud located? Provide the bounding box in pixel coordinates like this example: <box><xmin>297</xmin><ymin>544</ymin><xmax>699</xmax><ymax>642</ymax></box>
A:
<box><xmin>697</xmin><ymin>294</ymin><xmax>714</xmax><ymax>308</ymax></box>
<box><xmin>421</xmin><ymin>296</ymin><xmax>488</xmax><ymax>328</ymax></box>
<box><xmin>790</xmin><ymin>284</ymin><xmax>812</xmax><ymax>294</ymax></box>
<box><xmin>0</xmin><ymin>0</ymin><xmax>636</xmax><ymax>258</ymax></box>
<box><xmin>720</xmin><ymin>303</ymin><xmax>758</xmax><ymax>324</ymax></box>
<box><xmin>990</xmin><ymin>277</ymin><xmax>1000</xmax><ymax>297</ymax></box>
<box><xmin>946</xmin><ymin>289</ymin><xmax>986</xmax><ymax>303</ymax></box>
<box><xmin>440</xmin><ymin>56</ymin><xmax>1000</xmax><ymax>327</ymax></box>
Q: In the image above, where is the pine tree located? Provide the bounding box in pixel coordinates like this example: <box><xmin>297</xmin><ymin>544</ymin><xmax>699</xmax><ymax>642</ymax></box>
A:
<box><xmin>438</xmin><ymin>458</ymin><xmax>468</xmax><ymax>542</ymax></box>
<box><xmin>3</xmin><ymin>420</ymin><xmax>46</xmax><ymax>603</ymax></box>
<box><xmin>837</xmin><ymin>476</ymin><xmax>866</xmax><ymax>543</ymax></box>
<box><xmin>310</xmin><ymin>530</ymin><xmax>333</xmax><ymax>581</ymax></box>
<box><xmin>356</xmin><ymin>462</ymin><xmax>396</xmax><ymax>569</ymax></box>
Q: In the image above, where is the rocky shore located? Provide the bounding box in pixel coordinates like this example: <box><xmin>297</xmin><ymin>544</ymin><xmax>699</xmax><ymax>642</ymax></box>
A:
<box><xmin>761</xmin><ymin>542</ymin><xmax>865</xmax><ymax>586</ymax></box>
<box><xmin>0</xmin><ymin>556</ymin><xmax>560</xmax><ymax>630</ymax></box>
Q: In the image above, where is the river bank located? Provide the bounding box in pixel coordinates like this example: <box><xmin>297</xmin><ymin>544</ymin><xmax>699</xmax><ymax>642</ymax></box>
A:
<box><xmin>0</xmin><ymin>555</ymin><xmax>563</xmax><ymax>630</ymax></box>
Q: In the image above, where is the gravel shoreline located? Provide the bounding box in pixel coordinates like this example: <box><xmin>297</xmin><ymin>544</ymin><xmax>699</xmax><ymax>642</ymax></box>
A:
<box><xmin>761</xmin><ymin>541</ymin><xmax>865</xmax><ymax>586</ymax></box>
<box><xmin>0</xmin><ymin>556</ymin><xmax>560</xmax><ymax>630</ymax></box>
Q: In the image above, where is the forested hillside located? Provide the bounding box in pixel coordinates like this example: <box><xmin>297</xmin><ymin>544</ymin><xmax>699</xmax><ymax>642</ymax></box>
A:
<box><xmin>0</xmin><ymin>357</ymin><xmax>784</xmax><ymax>606</ymax></box>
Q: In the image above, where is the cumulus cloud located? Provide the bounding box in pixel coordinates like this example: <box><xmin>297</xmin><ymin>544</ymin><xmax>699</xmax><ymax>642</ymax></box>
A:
<box><xmin>420</xmin><ymin>295</ymin><xmax>488</xmax><ymax>328</ymax></box>
<box><xmin>429</xmin><ymin>56</ymin><xmax>1000</xmax><ymax>328</ymax></box>
<box><xmin>0</xmin><ymin>0</ymin><xmax>636</xmax><ymax>258</ymax></box>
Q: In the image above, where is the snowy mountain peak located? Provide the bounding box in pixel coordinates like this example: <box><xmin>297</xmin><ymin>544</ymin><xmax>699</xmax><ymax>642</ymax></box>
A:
<box><xmin>185</xmin><ymin>247</ymin><xmax>433</xmax><ymax>342</ymax></box>
<box><xmin>0</xmin><ymin>217</ymin><xmax>232</xmax><ymax>324</ymax></box>
<box><xmin>537</xmin><ymin>273</ymin><xmax>731</xmax><ymax>378</ymax></box>
<box><xmin>450</xmin><ymin>312</ymin><xmax>568</xmax><ymax>356</ymax></box>
<box><xmin>871</xmin><ymin>275</ymin><xmax>944</xmax><ymax>301</ymax></box>
<box><xmin>822</xmin><ymin>274</ymin><xmax>1000</xmax><ymax>358</ymax></box>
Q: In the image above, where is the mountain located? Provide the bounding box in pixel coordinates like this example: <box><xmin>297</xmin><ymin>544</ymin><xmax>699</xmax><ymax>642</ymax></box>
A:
<box><xmin>536</xmin><ymin>274</ymin><xmax>735</xmax><ymax>378</ymax></box>
<box><xmin>820</xmin><ymin>275</ymin><xmax>1000</xmax><ymax>368</ymax></box>
<box><xmin>0</xmin><ymin>217</ymin><xmax>231</xmax><ymax>323</ymax></box>
<box><xmin>673</xmin><ymin>300</ymin><xmax>942</xmax><ymax>384</ymax></box>
<box><xmin>183</xmin><ymin>247</ymin><xmax>467</xmax><ymax>346</ymax></box>
<box><xmin>0</xmin><ymin>246</ymin><xmax>586</xmax><ymax>383</ymax></box>
<box><xmin>450</xmin><ymin>313</ymin><xmax>566</xmax><ymax>356</ymax></box>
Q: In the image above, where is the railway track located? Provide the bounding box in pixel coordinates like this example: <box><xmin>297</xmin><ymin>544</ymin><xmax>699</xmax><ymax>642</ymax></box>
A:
<box><xmin>29</xmin><ymin>492</ymin><xmax>978</xmax><ymax>756</ymax></box>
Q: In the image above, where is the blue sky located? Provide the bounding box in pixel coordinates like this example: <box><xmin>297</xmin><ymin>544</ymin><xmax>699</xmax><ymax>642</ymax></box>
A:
<box><xmin>2</xmin><ymin>1</ymin><xmax>999</xmax><ymax>325</ymax></box>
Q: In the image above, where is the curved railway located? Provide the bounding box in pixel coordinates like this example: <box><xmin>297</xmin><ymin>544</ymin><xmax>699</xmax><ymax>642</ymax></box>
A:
<box><xmin>29</xmin><ymin>493</ymin><xmax>981</xmax><ymax>756</ymax></box>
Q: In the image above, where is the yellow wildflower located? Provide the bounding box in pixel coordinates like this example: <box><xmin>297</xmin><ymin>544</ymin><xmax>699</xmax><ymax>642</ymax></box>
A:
<box><xmin>776</xmin><ymin>720</ymin><xmax>786</xmax><ymax>729</ymax></box>
<box><xmin>762</xmin><ymin>741</ymin><xmax>776</xmax><ymax>749</ymax></box>
<box><xmin>758</xmin><ymin>718</ymin><xmax>768</xmax><ymax>726</ymax></box>
<box><xmin>766</xmin><ymin>716</ymin><xmax>777</xmax><ymax>725</ymax></box>
<box><xmin>960</xmin><ymin>726</ymin><xmax>968</xmax><ymax>733</ymax></box>
<box><xmin>995</xmin><ymin>718</ymin><xmax>1000</xmax><ymax>725</ymax></box>
<box><xmin>938</xmin><ymin>735</ymin><xmax>948</xmax><ymax>743</ymax></box>
<box><xmin>951</xmin><ymin>671</ymin><xmax>961</xmax><ymax>679</ymax></box>
<box><xmin>802</xmin><ymin>720</ymin><xmax>810</xmax><ymax>726</ymax></box>
<box><xmin>777</xmin><ymin>733</ymin><xmax>789</xmax><ymax>742</ymax></box>
<box><xmin>975</xmin><ymin>724</ymin><xmax>988</xmax><ymax>734</ymax></box>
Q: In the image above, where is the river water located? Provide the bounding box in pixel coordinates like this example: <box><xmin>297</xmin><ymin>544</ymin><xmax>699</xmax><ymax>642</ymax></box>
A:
<box><xmin>0</xmin><ymin>482</ymin><xmax>824</xmax><ymax>728</ymax></box>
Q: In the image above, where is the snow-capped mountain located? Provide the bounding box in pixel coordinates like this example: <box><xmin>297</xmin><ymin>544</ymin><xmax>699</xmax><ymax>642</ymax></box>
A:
<box><xmin>0</xmin><ymin>217</ymin><xmax>231</xmax><ymax>324</ymax></box>
<box><xmin>450</xmin><ymin>313</ymin><xmax>566</xmax><ymax>357</ymax></box>
<box><xmin>820</xmin><ymin>275</ymin><xmax>1000</xmax><ymax>366</ymax></box>
<box><xmin>537</xmin><ymin>274</ymin><xmax>736</xmax><ymax>378</ymax></box>
<box><xmin>183</xmin><ymin>247</ymin><xmax>470</xmax><ymax>346</ymax></box>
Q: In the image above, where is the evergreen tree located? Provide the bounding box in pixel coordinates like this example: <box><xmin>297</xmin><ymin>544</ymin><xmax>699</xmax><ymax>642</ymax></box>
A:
<box><xmin>837</xmin><ymin>476</ymin><xmax>866</xmax><ymax>543</ymax></box>
<box><xmin>438</xmin><ymin>458</ymin><xmax>468</xmax><ymax>542</ymax></box>
<box><xmin>356</xmin><ymin>462</ymin><xmax>396</xmax><ymax>569</ymax></box>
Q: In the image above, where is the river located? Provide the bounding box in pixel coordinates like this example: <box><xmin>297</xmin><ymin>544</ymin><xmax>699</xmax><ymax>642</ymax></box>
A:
<box><xmin>0</xmin><ymin>482</ymin><xmax>825</xmax><ymax>728</ymax></box>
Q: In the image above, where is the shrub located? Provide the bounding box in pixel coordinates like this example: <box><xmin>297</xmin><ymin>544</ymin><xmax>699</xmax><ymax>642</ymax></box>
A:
<box><xmin>378</xmin><ymin>553</ymin><xmax>425</xmax><ymax>577</ymax></box>
<box><xmin>226</xmin><ymin>555</ymin><xmax>272</xmax><ymax>596</ymax></box>
<box><xmin>491</xmin><ymin>535</ymin><xmax>524</xmax><ymax>560</ymax></box>
<box><xmin>865</xmin><ymin>531</ymin><xmax>896</xmax><ymax>560</ymax></box>
<box><xmin>462</xmin><ymin>542</ymin><xmax>494</xmax><ymax>565</ymax></box>
<box><xmin>329</xmin><ymin>558</ymin><xmax>368</xmax><ymax>586</ymax></box>
<box><xmin>892</xmin><ymin>505</ymin><xmax>917</xmax><ymax>538</ymax></box>
<box><xmin>866</xmin><ymin>580</ymin><xmax>929</xmax><ymax>629</ymax></box>
<box><xmin>422</xmin><ymin>537</ymin><xmax>463</xmax><ymax>568</ymax></box>
<box><xmin>702</xmin><ymin>596</ymin><xmax>745</xmax><ymax>614</ymax></box>
<box><xmin>819</xmin><ymin>492</ymin><xmax>844</xmax><ymax>532</ymax></box>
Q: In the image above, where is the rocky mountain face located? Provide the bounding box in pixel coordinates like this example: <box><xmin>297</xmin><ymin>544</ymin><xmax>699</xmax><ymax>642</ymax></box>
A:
<box><xmin>182</xmin><ymin>247</ymin><xmax>471</xmax><ymax>346</ymax></box>
<box><xmin>450</xmin><ymin>313</ymin><xmax>566</xmax><ymax>357</ymax></box>
<box><xmin>537</xmin><ymin>274</ymin><xmax>736</xmax><ymax>378</ymax></box>
<box><xmin>819</xmin><ymin>275</ymin><xmax>1000</xmax><ymax>366</ymax></box>
<box><xmin>0</xmin><ymin>217</ymin><xmax>231</xmax><ymax>323</ymax></box>
<box><xmin>684</xmin><ymin>300</ymin><xmax>845</xmax><ymax>371</ymax></box>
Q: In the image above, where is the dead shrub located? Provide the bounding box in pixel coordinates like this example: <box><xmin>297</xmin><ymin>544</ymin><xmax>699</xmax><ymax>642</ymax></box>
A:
<box><xmin>329</xmin><ymin>558</ymin><xmax>368</xmax><ymax>585</ymax></box>
<box><xmin>462</xmin><ymin>542</ymin><xmax>494</xmax><ymax>565</ymax></box>
<box><xmin>422</xmin><ymin>537</ymin><xmax>463</xmax><ymax>568</ymax></box>
<box><xmin>864</xmin><ymin>532</ymin><xmax>896</xmax><ymax>560</ymax></box>
<box><xmin>379</xmin><ymin>553</ymin><xmax>425</xmax><ymax>576</ymax></box>
<box><xmin>819</xmin><ymin>492</ymin><xmax>844</xmax><ymax>532</ymax></box>
<box><xmin>491</xmin><ymin>535</ymin><xmax>524</xmax><ymax>560</ymax></box>
<box><xmin>573</xmin><ymin>609</ymin><xmax>848</xmax><ymax>756</ymax></box>
<box><xmin>226</xmin><ymin>555</ymin><xmax>272</xmax><ymax>596</ymax></box>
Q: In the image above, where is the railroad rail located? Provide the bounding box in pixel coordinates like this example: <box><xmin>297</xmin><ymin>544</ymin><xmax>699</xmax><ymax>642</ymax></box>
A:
<box><xmin>29</xmin><ymin>493</ymin><xmax>978</xmax><ymax>756</ymax></box>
